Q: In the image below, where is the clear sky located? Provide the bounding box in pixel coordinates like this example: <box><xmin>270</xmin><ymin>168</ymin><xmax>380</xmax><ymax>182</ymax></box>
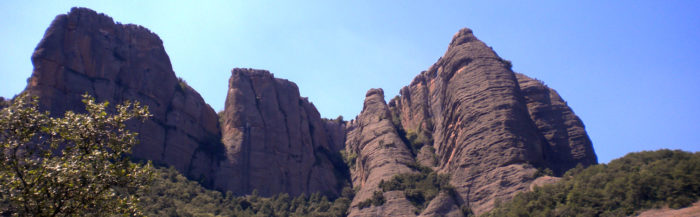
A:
<box><xmin>1</xmin><ymin>1</ymin><xmax>698</xmax><ymax>163</ymax></box>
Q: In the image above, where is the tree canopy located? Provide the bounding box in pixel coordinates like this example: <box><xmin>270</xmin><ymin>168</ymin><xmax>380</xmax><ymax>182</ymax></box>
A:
<box><xmin>0</xmin><ymin>94</ymin><xmax>153</xmax><ymax>216</ymax></box>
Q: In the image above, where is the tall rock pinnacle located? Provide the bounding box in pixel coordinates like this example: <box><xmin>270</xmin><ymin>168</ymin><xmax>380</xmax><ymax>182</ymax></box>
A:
<box><xmin>217</xmin><ymin>68</ymin><xmax>348</xmax><ymax>197</ymax></box>
<box><xmin>351</xmin><ymin>28</ymin><xmax>598</xmax><ymax>215</ymax></box>
<box><xmin>24</xmin><ymin>7</ymin><xmax>224</xmax><ymax>187</ymax></box>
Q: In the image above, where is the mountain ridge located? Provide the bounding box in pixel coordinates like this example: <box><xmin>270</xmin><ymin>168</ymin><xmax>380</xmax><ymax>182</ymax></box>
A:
<box><xmin>19</xmin><ymin>7</ymin><xmax>597</xmax><ymax>216</ymax></box>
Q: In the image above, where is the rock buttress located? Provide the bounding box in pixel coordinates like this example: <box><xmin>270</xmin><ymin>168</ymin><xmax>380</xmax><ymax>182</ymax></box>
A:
<box><xmin>24</xmin><ymin>7</ymin><xmax>224</xmax><ymax>187</ymax></box>
<box><xmin>386</xmin><ymin>28</ymin><xmax>597</xmax><ymax>215</ymax></box>
<box><xmin>217</xmin><ymin>68</ymin><xmax>348</xmax><ymax>197</ymax></box>
<box><xmin>515</xmin><ymin>73</ymin><xmax>597</xmax><ymax>174</ymax></box>
<box><xmin>345</xmin><ymin>88</ymin><xmax>418</xmax><ymax>217</ymax></box>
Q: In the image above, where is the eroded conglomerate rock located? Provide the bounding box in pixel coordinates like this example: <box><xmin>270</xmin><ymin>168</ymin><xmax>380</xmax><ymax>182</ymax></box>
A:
<box><xmin>217</xmin><ymin>68</ymin><xmax>347</xmax><ymax>197</ymax></box>
<box><xmin>24</xmin><ymin>8</ymin><xmax>598</xmax><ymax>215</ymax></box>
<box><xmin>24</xmin><ymin>7</ymin><xmax>224</xmax><ymax>187</ymax></box>
<box><xmin>516</xmin><ymin>73</ymin><xmax>597</xmax><ymax>175</ymax></box>
<box><xmin>345</xmin><ymin>89</ymin><xmax>417</xmax><ymax>217</ymax></box>
<box><xmin>25</xmin><ymin>8</ymin><xmax>350</xmax><ymax>198</ymax></box>
<box><xmin>379</xmin><ymin>28</ymin><xmax>597</xmax><ymax>215</ymax></box>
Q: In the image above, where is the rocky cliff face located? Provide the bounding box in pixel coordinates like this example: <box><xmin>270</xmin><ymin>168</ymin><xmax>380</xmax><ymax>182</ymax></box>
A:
<box><xmin>515</xmin><ymin>73</ymin><xmax>598</xmax><ymax>175</ymax></box>
<box><xmin>23</xmin><ymin>8</ymin><xmax>347</xmax><ymax>197</ymax></box>
<box><xmin>24</xmin><ymin>8</ymin><xmax>224</xmax><ymax>187</ymax></box>
<box><xmin>216</xmin><ymin>68</ymin><xmax>347</xmax><ymax>197</ymax></box>
<box><xmin>344</xmin><ymin>89</ymin><xmax>417</xmax><ymax>216</ymax></box>
<box><xmin>22</xmin><ymin>8</ymin><xmax>598</xmax><ymax>216</ymax></box>
<box><xmin>348</xmin><ymin>28</ymin><xmax>598</xmax><ymax>216</ymax></box>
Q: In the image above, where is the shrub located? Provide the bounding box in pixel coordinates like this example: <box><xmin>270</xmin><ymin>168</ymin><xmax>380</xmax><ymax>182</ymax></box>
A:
<box><xmin>340</xmin><ymin>150</ymin><xmax>357</xmax><ymax>169</ymax></box>
<box><xmin>378</xmin><ymin>163</ymin><xmax>456</xmax><ymax>214</ymax></box>
<box><xmin>356</xmin><ymin>191</ymin><xmax>385</xmax><ymax>209</ymax></box>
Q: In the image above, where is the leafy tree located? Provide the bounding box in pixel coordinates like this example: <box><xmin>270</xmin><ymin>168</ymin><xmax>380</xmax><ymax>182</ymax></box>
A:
<box><xmin>0</xmin><ymin>94</ymin><xmax>153</xmax><ymax>216</ymax></box>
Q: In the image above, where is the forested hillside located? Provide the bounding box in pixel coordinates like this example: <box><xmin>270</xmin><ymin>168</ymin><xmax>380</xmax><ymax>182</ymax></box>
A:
<box><xmin>140</xmin><ymin>149</ymin><xmax>699</xmax><ymax>217</ymax></box>
<box><xmin>482</xmin><ymin>149</ymin><xmax>700</xmax><ymax>217</ymax></box>
<box><xmin>140</xmin><ymin>167</ymin><xmax>353</xmax><ymax>217</ymax></box>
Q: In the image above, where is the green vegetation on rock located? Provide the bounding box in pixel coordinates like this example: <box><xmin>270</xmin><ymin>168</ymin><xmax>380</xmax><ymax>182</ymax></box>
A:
<box><xmin>378</xmin><ymin>163</ymin><xmax>457</xmax><ymax>214</ymax></box>
<box><xmin>356</xmin><ymin>191</ymin><xmax>386</xmax><ymax>209</ymax></box>
<box><xmin>483</xmin><ymin>149</ymin><xmax>700</xmax><ymax>217</ymax></box>
<box><xmin>340</xmin><ymin>150</ymin><xmax>357</xmax><ymax>169</ymax></box>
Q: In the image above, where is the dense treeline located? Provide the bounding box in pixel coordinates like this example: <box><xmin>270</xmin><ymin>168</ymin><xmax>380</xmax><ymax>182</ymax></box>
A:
<box><xmin>482</xmin><ymin>149</ymin><xmax>700</xmax><ymax>217</ymax></box>
<box><xmin>140</xmin><ymin>167</ymin><xmax>353</xmax><ymax>217</ymax></box>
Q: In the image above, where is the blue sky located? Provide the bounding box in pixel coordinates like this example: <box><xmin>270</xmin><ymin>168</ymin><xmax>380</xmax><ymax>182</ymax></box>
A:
<box><xmin>1</xmin><ymin>1</ymin><xmax>698</xmax><ymax>163</ymax></box>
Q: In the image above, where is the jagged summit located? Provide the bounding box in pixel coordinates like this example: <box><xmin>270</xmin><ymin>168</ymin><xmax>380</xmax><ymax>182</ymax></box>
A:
<box><xmin>448</xmin><ymin>28</ymin><xmax>477</xmax><ymax>48</ymax></box>
<box><xmin>21</xmin><ymin>7</ymin><xmax>597</xmax><ymax>216</ymax></box>
<box><xmin>360</xmin><ymin>28</ymin><xmax>597</xmax><ymax>216</ymax></box>
<box><xmin>26</xmin><ymin>6</ymin><xmax>222</xmax><ymax>189</ymax></box>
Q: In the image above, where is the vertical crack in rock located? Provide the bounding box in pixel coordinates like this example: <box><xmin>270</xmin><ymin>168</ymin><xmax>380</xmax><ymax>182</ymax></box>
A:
<box><xmin>219</xmin><ymin>68</ymin><xmax>348</xmax><ymax>197</ymax></box>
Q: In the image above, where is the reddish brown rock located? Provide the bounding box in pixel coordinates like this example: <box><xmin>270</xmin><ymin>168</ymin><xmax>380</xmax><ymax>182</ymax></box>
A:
<box><xmin>24</xmin><ymin>7</ymin><xmax>224</xmax><ymax>187</ymax></box>
<box><xmin>345</xmin><ymin>88</ymin><xmax>417</xmax><ymax>217</ymax></box>
<box><xmin>419</xmin><ymin>192</ymin><xmax>463</xmax><ymax>217</ymax></box>
<box><xmin>22</xmin><ymin>8</ymin><xmax>599</xmax><ymax>215</ymax></box>
<box><xmin>516</xmin><ymin>73</ymin><xmax>597</xmax><ymax>175</ymax></box>
<box><xmin>386</xmin><ymin>28</ymin><xmax>597</xmax><ymax>215</ymax></box>
<box><xmin>217</xmin><ymin>68</ymin><xmax>347</xmax><ymax>197</ymax></box>
<box><xmin>529</xmin><ymin>176</ymin><xmax>561</xmax><ymax>191</ymax></box>
<box><xmin>23</xmin><ymin>7</ymin><xmax>349</xmax><ymax>199</ymax></box>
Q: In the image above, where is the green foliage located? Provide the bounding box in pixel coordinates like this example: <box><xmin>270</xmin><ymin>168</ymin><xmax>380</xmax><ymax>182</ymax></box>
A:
<box><xmin>217</xmin><ymin>109</ymin><xmax>225</xmax><ymax>120</ymax></box>
<box><xmin>177</xmin><ymin>77</ymin><xmax>190</xmax><ymax>91</ymax></box>
<box><xmin>140</xmin><ymin>167</ymin><xmax>352</xmax><ymax>217</ymax></box>
<box><xmin>482</xmin><ymin>149</ymin><xmax>700</xmax><ymax>217</ymax></box>
<box><xmin>398</xmin><ymin>124</ymin><xmax>433</xmax><ymax>156</ymax></box>
<box><xmin>501</xmin><ymin>59</ymin><xmax>513</xmax><ymax>70</ymax></box>
<box><xmin>356</xmin><ymin>191</ymin><xmax>385</xmax><ymax>210</ymax></box>
<box><xmin>390</xmin><ymin>109</ymin><xmax>402</xmax><ymax>129</ymax></box>
<box><xmin>378</xmin><ymin>163</ymin><xmax>455</xmax><ymax>214</ymax></box>
<box><xmin>0</xmin><ymin>94</ymin><xmax>153</xmax><ymax>216</ymax></box>
<box><xmin>533</xmin><ymin>167</ymin><xmax>554</xmax><ymax>178</ymax></box>
<box><xmin>461</xmin><ymin>204</ymin><xmax>475</xmax><ymax>217</ymax></box>
<box><xmin>340</xmin><ymin>149</ymin><xmax>357</xmax><ymax>169</ymax></box>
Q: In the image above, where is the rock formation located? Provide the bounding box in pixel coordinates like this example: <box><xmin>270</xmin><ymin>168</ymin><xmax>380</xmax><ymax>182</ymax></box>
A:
<box><xmin>344</xmin><ymin>89</ymin><xmax>417</xmax><ymax>216</ymax></box>
<box><xmin>359</xmin><ymin>28</ymin><xmax>598</xmax><ymax>215</ymax></box>
<box><xmin>24</xmin><ymin>7</ymin><xmax>224</xmax><ymax>187</ymax></box>
<box><xmin>216</xmin><ymin>68</ymin><xmax>347</xmax><ymax>197</ymax></box>
<box><xmin>20</xmin><ymin>7</ymin><xmax>598</xmax><ymax>216</ymax></box>
<box><xmin>23</xmin><ymin>8</ymin><xmax>348</xmax><ymax>197</ymax></box>
<box><xmin>515</xmin><ymin>73</ymin><xmax>598</xmax><ymax>174</ymax></box>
